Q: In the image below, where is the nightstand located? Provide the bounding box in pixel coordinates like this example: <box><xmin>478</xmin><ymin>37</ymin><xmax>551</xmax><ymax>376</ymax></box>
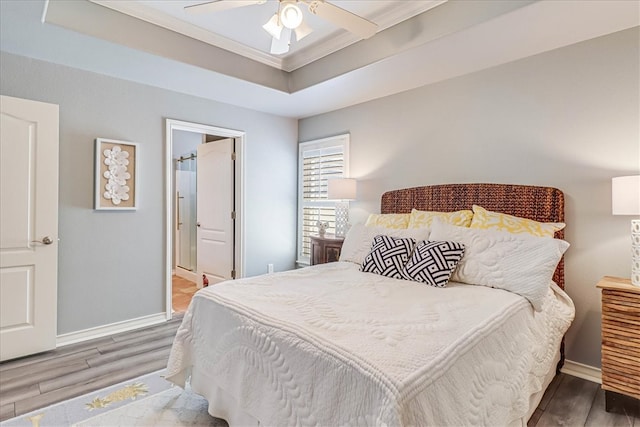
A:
<box><xmin>596</xmin><ymin>276</ymin><xmax>640</xmax><ymax>417</ymax></box>
<box><xmin>310</xmin><ymin>234</ymin><xmax>344</xmax><ymax>265</ymax></box>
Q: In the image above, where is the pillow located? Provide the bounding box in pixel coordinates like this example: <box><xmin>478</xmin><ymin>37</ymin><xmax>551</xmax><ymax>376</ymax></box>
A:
<box><xmin>360</xmin><ymin>235</ymin><xmax>415</xmax><ymax>279</ymax></box>
<box><xmin>401</xmin><ymin>240</ymin><xmax>465</xmax><ymax>287</ymax></box>
<box><xmin>429</xmin><ymin>219</ymin><xmax>569</xmax><ymax>311</ymax></box>
<box><xmin>364</xmin><ymin>213</ymin><xmax>410</xmax><ymax>229</ymax></box>
<box><xmin>339</xmin><ymin>224</ymin><xmax>430</xmax><ymax>265</ymax></box>
<box><xmin>408</xmin><ymin>208</ymin><xmax>473</xmax><ymax>228</ymax></box>
<box><xmin>469</xmin><ymin>205</ymin><xmax>565</xmax><ymax>237</ymax></box>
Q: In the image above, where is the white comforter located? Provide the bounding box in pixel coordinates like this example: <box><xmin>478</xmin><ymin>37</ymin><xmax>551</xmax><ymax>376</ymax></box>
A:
<box><xmin>166</xmin><ymin>262</ymin><xmax>574</xmax><ymax>426</ymax></box>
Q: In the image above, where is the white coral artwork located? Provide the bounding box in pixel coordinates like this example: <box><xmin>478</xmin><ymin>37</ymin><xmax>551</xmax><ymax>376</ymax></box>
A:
<box><xmin>103</xmin><ymin>146</ymin><xmax>131</xmax><ymax>205</ymax></box>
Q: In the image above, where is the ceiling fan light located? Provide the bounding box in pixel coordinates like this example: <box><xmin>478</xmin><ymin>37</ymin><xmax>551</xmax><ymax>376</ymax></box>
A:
<box><xmin>280</xmin><ymin>3</ymin><xmax>303</xmax><ymax>29</ymax></box>
<box><xmin>294</xmin><ymin>20</ymin><xmax>312</xmax><ymax>41</ymax></box>
<box><xmin>262</xmin><ymin>13</ymin><xmax>283</xmax><ymax>39</ymax></box>
<box><xmin>270</xmin><ymin>27</ymin><xmax>292</xmax><ymax>54</ymax></box>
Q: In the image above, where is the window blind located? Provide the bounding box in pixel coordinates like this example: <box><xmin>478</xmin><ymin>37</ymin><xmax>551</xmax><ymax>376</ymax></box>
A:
<box><xmin>297</xmin><ymin>135</ymin><xmax>349</xmax><ymax>263</ymax></box>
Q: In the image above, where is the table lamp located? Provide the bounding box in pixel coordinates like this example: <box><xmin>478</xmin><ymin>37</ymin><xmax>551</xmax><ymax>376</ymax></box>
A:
<box><xmin>612</xmin><ymin>175</ymin><xmax>640</xmax><ymax>286</ymax></box>
<box><xmin>328</xmin><ymin>178</ymin><xmax>357</xmax><ymax>237</ymax></box>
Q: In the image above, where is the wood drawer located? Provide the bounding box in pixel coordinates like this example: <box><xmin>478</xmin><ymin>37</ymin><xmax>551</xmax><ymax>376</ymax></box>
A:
<box><xmin>600</xmin><ymin>285</ymin><xmax>640</xmax><ymax>400</ymax></box>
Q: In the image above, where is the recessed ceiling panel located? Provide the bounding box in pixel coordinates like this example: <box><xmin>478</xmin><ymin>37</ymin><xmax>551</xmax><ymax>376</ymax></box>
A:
<box><xmin>91</xmin><ymin>0</ymin><xmax>443</xmax><ymax>70</ymax></box>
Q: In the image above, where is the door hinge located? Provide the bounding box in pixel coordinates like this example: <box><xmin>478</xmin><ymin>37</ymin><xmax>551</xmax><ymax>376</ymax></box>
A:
<box><xmin>231</xmin><ymin>211</ymin><xmax>236</xmax><ymax>220</ymax></box>
<box><xmin>231</xmin><ymin>270</ymin><xmax>236</xmax><ymax>279</ymax></box>
<box><xmin>231</xmin><ymin>152</ymin><xmax>236</xmax><ymax>161</ymax></box>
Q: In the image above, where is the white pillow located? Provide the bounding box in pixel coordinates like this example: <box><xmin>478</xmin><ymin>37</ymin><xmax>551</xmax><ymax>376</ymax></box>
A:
<box><xmin>339</xmin><ymin>224</ymin><xmax>430</xmax><ymax>265</ymax></box>
<box><xmin>429</xmin><ymin>219</ymin><xmax>569</xmax><ymax>311</ymax></box>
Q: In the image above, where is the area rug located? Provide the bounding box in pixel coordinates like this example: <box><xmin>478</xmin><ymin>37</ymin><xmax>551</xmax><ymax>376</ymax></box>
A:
<box><xmin>1</xmin><ymin>370</ymin><xmax>226</xmax><ymax>427</ymax></box>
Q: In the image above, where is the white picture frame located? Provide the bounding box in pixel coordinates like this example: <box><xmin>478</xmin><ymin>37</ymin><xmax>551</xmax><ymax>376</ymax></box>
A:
<box><xmin>94</xmin><ymin>138</ymin><xmax>139</xmax><ymax>210</ymax></box>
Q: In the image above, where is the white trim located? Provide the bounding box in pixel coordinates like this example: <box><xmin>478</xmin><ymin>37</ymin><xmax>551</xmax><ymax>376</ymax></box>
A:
<box><xmin>164</xmin><ymin>119</ymin><xmax>245</xmax><ymax>321</ymax></box>
<box><xmin>560</xmin><ymin>359</ymin><xmax>602</xmax><ymax>385</ymax></box>
<box><xmin>56</xmin><ymin>313</ymin><xmax>166</xmax><ymax>347</ymax></box>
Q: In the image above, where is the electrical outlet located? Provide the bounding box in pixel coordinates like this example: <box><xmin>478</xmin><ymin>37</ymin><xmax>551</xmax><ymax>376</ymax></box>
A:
<box><xmin>268</xmin><ymin>263</ymin><xmax>274</xmax><ymax>273</ymax></box>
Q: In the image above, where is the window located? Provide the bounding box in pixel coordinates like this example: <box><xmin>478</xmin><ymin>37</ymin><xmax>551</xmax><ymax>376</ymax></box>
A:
<box><xmin>297</xmin><ymin>134</ymin><xmax>350</xmax><ymax>264</ymax></box>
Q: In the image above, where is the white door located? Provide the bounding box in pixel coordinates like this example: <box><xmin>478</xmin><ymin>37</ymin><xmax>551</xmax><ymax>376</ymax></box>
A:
<box><xmin>196</xmin><ymin>138</ymin><xmax>234</xmax><ymax>286</ymax></box>
<box><xmin>0</xmin><ymin>95</ymin><xmax>59</xmax><ymax>361</ymax></box>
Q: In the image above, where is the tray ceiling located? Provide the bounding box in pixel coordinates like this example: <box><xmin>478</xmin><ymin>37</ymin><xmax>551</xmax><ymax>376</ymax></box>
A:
<box><xmin>1</xmin><ymin>0</ymin><xmax>637</xmax><ymax>117</ymax></box>
<box><xmin>91</xmin><ymin>0</ymin><xmax>445</xmax><ymax>71</ymax></box>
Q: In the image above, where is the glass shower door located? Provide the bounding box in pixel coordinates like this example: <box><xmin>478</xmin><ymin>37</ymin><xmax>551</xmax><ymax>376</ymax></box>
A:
<box><xmin>176</xmin><ymin>154</ymin><xmax>197</xmax><ymax>271</ymax></box>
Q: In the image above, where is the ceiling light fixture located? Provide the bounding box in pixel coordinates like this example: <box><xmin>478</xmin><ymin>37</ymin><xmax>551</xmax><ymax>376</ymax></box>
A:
<box><xmin>294</xmin><ymin>20</ymin><xmax>312</xmax><ymax>41</ymax></box>
<box><xmin>280</xmin><ymin>2</ymin><xmax>303</xmax><ymax>29</ymax></box>
<box><xmin>262</xmin><ymin>13</ymin><xmax>283</xmax><ymax>39</ymax></box>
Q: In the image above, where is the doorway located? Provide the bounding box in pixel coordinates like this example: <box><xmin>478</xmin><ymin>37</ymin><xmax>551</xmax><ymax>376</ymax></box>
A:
<box><xmin>164</xmin><ymin>119</ymin><xmax>245</xmax><ymax>319</ymax></box>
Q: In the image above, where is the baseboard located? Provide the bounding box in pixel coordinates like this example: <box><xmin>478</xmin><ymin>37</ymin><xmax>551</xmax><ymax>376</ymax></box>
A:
<box><xmin>561</xmin><ymin>359</ymin><xmax>602</xmax><ymax>384</ymax></box>
<box><xmin>175</xmin><ymin>267</ymin><xmax>201</xmax><ymax>288</ymax></box>
<box><xmin>56</xmin><ymin>312</ymin><xmax>167</xmax><ymax>347</ymax></box>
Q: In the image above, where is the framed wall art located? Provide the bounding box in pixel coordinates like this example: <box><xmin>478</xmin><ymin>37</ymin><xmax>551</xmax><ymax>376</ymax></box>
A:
<box><xmin>94</xmin><ymin>138</ymin><xmax>139</xmax><ymax>210</ymax></box>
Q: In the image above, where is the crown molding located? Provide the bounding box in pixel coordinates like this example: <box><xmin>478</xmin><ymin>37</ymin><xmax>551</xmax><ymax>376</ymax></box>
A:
<box><xmin>282</xmin><ymin>1</ymin><xmax>446</xmax><ymax>71</ymax></box>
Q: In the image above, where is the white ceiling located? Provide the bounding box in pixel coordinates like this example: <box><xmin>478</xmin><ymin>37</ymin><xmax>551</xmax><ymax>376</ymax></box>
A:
<box><xmin>91</xmin><ymin>0</ymin><xmax>444</xmax><ymax>71</ymax></box>
<box><xmin>1</xmin><ymin>1</ymin><xmax>638</xmax><ymax>118</ymax></box>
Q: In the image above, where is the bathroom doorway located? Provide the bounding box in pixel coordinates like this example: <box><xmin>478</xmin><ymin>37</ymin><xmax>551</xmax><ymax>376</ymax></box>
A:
<box><xmin>165</xmin><ymin>119</ymin><xmax>245</xmax><ymax>318</ymax></box>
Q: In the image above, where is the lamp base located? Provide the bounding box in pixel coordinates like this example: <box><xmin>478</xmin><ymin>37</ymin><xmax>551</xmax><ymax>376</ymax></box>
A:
<box><xmin>335</xmin><ymin>201</ymin><xmax>349</xmax><ymax>237</ymax></box>
<box><xmin>632</xmin><ymin>219</ymin><xmax>640</xmax><ymax>287</ymax></box>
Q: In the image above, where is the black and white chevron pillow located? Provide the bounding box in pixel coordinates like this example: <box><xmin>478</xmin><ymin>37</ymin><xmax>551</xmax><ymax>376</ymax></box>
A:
<box><xmin>360</xmin><ymin>235</ymin><xmax>416</xmax><ymax>279</ymax></box>
<box><xmin>401</xmin><ymin>240</ymin><xmax>465</xmax><ymax>287</ymax></box>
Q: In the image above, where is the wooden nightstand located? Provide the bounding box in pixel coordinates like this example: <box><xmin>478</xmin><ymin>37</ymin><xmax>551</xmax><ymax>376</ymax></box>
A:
<box><xmin>310</xmin><ymin>234</ymin><xmax>344</xmax><ymax>265</ymax></box>
<box><xmin>596</xmin><ymin>276</ymin><xmax>640</xmax><ymax>417</ymax></box>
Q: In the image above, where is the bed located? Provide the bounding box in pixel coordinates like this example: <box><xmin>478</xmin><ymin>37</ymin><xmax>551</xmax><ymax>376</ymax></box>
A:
<box><xmin>166</xmin><ymin>183</ymin><xmax>575</xmax><ymax>426</ymax></box>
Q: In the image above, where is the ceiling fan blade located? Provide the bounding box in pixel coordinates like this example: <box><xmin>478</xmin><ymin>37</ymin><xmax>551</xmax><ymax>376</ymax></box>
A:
<box><xmin>305</xmin><ymin>1</ymin><xmax>377</xmax><ymax>39</ymax></box>
<box><xmin>184</xmin><ymin>0</ymin><xmax>266</xmax><ymax>15</ymax></box>
<box><xmin>270</xmin><ymin>28</ymin><xmax>292</xmax><ymax>54</ymax></box>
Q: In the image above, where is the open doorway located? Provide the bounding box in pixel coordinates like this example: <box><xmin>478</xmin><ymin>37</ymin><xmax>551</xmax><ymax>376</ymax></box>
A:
<box><xmin>164</xmin><ymin>119</ymin><xmax>245</xmax><ymax>318</ymax></box>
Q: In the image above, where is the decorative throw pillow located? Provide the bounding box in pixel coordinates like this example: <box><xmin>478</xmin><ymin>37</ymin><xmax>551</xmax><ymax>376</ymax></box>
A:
<box><xmin>340</xmin><ymin>224</ymin><xmax>430</xmax><ymax>265</ymax></box>
<box><xmin>430</xmin><ymin>219</ymin><xmax>569</xmax><ymax>311</ymax></box>
<box><xmin>360</xmin><ymin>235</ymin><xmax>416</xmax><ymax>279</ymax></box>
<box><xmin>364</xmin><ymin>213</ymin><xmax>410</xmax><ymax>229</ymax></box>
<box><xmin>401</xmin><ymin>240</ymin><xmax>465</xmax><ymax>287</ymax></box>
<box><xmin>470</xmin><ymin>205</ymin><xmax>565</xmax><ymax>237</ymax></box>
<box><xmin>408</xmin><ymin>208</ymin><xmax>473</xmax><ymax>228</ymax></box>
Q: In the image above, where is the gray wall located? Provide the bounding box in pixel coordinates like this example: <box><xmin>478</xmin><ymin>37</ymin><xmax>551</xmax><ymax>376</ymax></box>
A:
<box><xmin>172</xmin><ymin>130</ymin><xmax>201</xmax><ymax>159</ymax></box>
<box><xmin>0</xmin><ymin>52</ymin><xmax>298</xmax><ymax>334</ymax></box>
<box><xmin>299</xmin><ymin>28</ymin><xmax>640</xmax><ymax>368</ymax></box>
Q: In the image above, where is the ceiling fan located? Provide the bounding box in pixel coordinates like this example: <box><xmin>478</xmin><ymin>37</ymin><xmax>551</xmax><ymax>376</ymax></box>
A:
<box><xmin>184</xmin><ymin>0</ymin><xmax>378</xmax><ymax>55</ymax></box>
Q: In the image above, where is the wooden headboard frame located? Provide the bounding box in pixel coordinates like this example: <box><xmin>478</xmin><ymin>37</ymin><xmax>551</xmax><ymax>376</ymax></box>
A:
<box><xmin>381</xmin><ymin>183</ymin><xmax>565</xmax><ymax>290</ymax></box>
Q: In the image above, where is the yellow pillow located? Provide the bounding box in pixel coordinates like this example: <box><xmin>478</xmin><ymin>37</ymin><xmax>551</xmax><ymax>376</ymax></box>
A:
<box><xmin>408</xmin><ymin>208</ymin><xmax>473</xmax><ymax>228</ymax></box>
<box><xmin>364</xmin><ymin>213</ymin><xmax>410</xmax><ymax>229</ymax></box>
<box><xmin>469</xmin><ymin>205</ymin><xmax>565</xmax><ymax>237</ymax></box>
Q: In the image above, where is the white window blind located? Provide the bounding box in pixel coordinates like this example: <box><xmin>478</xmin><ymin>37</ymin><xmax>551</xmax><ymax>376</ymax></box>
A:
<box><xmin>298</xmin><ymin>134</ymin><xmax>349</xmax><ymax>264</ymax></box>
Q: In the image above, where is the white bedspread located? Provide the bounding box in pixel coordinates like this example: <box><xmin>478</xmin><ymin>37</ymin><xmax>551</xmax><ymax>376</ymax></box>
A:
<box><xmin>166</xmin><ymin>262</ymin><xmax>574</xmax><ymax>426</ymax></box>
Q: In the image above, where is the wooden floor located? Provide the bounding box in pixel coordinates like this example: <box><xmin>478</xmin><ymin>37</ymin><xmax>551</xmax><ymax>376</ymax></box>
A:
<box><xmin>1</xmin><ymin>314</ymin><xmax>638</xmax><ymax>425</ymax></box>
<box><xmin>0</xmin><ymin>314</ymin><xmax>184</xmax><ymax>422</ymax></box>
<box><xmin>528</xmin><ymin>373</ymin><xmax>639</xmax><ymax>426</ymax></box>
<box><xmin>172</xmin><ymin>274</ymin><xmax>198</xmax><ymax>313</ymax></box>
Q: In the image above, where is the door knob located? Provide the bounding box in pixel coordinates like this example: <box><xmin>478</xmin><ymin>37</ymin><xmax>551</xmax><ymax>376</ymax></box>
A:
<box><xmin>196</xmin><ymin>222</ymin><xmax>201</xmax><ymax>227</ymax></box>
<box><xmin>32</xmin><ymin>236</ymin><xmax>54</xmax><ymax>245</ymax></box>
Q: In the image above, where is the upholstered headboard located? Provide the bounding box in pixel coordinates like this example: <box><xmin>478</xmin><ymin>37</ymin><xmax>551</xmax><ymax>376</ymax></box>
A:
<box><xmin>381</xmin><ymin>183</ymin><xmax>565</xmax><ymax>290</ymax></box>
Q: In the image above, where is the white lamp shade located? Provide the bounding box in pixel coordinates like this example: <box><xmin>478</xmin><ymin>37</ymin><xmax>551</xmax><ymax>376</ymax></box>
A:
<box><xmin>327</xmin><ymin>178</ymin><xmax>356</xmax><ymax>200</ymax></box>
<box><xmin>263</xmin><ymin>13</ymin><xmax>283</xmax><ymax>39</ymax></box>
<box><xmin>612</xmin><ymin>175</ymin><xmax>640</xmax><ymax>215</ymax></box>
<box><xmin>294</xmin><ymin>20</ymin><xmax>312</xmax><ymax>41</ymax></box>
